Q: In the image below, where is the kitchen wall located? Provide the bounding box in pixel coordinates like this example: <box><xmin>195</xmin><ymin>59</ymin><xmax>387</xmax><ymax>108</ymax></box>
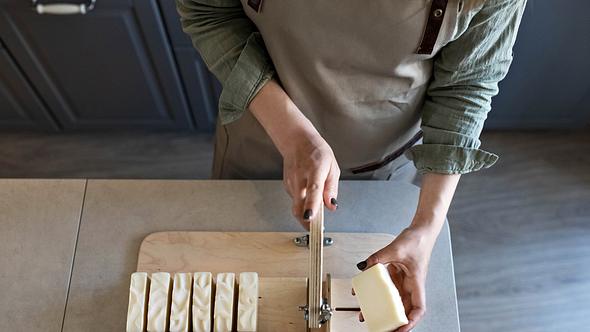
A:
<box><xmin>487</xmin><ymin>0</ymin><xmax>590</xmax><ymax>129</ymax></box>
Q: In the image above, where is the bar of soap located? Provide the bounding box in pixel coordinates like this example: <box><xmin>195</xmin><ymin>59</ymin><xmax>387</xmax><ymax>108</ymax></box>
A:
<box><xmin>214</xmin><ymin>273</ymin><xmax>236</xmax><ymax>332</ymax></box>
<box><xmin>126</xmin><ymin>272</ymin><xmax>150</xmax><ymax>332</ymax></box>
<box><xmin>192</xmin><ymin>272</ymin><xmax>213</xmax><ymax>332</ymax></box>
<box><xmin>352</xmin><ymin>263</ymin><xmax>409</xmax><ymax>332</ymax></box>
<box><xmin>237</xmin><ymin>272</ymin><xmax>259</xmax><ymax>331</ymax></box>
<box><xmin>147</xmin><ymin>272</ymin><xmax>172</xmax><ymax>332</ymax></box>
<box><xmin>169</xmin><ymin>273</ymin><xmax>192</xmax><ymax>332</ymax></box>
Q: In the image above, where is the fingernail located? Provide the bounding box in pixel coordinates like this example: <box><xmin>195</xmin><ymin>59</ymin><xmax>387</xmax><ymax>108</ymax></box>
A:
<box><xmin>303</xmin><ymin>209</ymin><xmax>313</xmax><ymax>220</ymax></box>
<box><xmin>359</xmin><ymin>316</ymin><xmax>364</xmax><ymax>322</ymax></box>
<box><xmin>330</xmin><ymin>197</ymin><xmax>338</xmax><ymax>208</ymax></box>
<box><xmin>356</xmin><ymin>260</ymin><xmax>367</xmax><ymax>271</ymax></box>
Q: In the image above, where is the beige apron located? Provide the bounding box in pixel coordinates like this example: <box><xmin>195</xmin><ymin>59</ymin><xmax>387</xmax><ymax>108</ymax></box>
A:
<box><xmin>212</xmin><ymin>0</ymin><xmax>460</xmax><ymax>180</ymax></box>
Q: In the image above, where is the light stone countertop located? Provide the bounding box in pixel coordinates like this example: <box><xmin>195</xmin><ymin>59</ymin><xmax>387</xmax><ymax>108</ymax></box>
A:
<box><xmin>0</xmin><ymin>179</ymin><xmax>85</xmax><ymax>332</ymax></box>
<box><xmin>1</xmin><ymin>179</ymin><xmax>460</xmax><ymax>332</ymax></box>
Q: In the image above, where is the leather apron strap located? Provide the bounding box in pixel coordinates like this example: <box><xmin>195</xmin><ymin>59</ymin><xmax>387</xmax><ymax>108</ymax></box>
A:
<box><xmin>247</xmin><ymin>0</ymin><xmax>263</xmax><ymax>12</ymax></box>
<box><xmin>350</xmin><ymin>130</ymin><xmax>423</xmax><ymax>174</ymax></box>
<box><xmin>417</xmin><ymin>0</ymin><xmax>450</xmax><ymax>54</ymax></box>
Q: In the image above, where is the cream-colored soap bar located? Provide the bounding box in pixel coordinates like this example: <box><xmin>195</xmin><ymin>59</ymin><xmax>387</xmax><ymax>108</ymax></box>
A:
<box><xmin>147</xmin><ymin>272</ymin><xmax>172</xmax><ymax>332</ymax></box>
<box><xmin>126</xmin><ymin>272</ymin><xmax>150</xmax><ymax>332</ymax></box>
<box><xmin>169</xmin><ymin>273</ymin><xmax>192</xmax><ymax>332</ymax></box>
<box><xmin>214</xmin><ymin>273</ymin><xmax>236</xmax><ymax>332</ymax></box>
<box><xmin>237</xmin><ymin>272</ymin><xmax>259</xmax><ymax>332</ymax></box>
<box><xmin>192</xmin><ymin>272</ymin><xmax>213</xmax><ymax>332</ymax></box>
<box><xmin>352</xmin><ymin>263</ymin><xmax>408</xmax><ymax>332</ymax></box>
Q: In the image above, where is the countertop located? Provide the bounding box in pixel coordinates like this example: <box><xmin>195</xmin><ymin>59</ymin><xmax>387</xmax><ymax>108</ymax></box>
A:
<box><xmin>0</xmin><ymin>179</ymin><xmax>460</xmax><ymax>332</ymax></box>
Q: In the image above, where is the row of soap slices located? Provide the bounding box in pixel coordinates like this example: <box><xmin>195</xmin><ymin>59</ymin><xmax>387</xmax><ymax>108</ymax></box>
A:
<box><xmin>126</xmin><ymin>271</ymin><xmax>259</xmax><ymax>332</ymax></box>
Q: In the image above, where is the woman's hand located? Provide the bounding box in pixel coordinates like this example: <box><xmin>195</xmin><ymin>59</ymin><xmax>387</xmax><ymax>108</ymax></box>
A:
<box><xmin>356</xmin><ymin>173</ymin><xmax>461</xmax><ymax>331</ymax></box>
<box><xmin>356</xmin><ymin>223</ymin><xmax>437</xmax><ymax>332</ymax></box>
<box><xmin>281</xmin><ymin>129</ymin><xmax>340</xmax><ymax>229</ymax></box>
<box><xmin>248</xmin><ymin>78</ymin><xmax>340</xmax><ymax>228</ymax></box>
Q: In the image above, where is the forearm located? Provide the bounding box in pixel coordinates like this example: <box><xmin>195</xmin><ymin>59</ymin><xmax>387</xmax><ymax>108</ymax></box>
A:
<box><xmin>248</xmin><ymin>78</ymin><xmax>319</xmax><ymax>156</ymax></box>
<box><xmin>410</xmin><ymin>173</ymin><xmax>461</xmax><ymax>237</ymax></box>
<box><xmin>250</xmin><ymin>79</ymin><xmax>340</xmax><ymax>224</ymax></box>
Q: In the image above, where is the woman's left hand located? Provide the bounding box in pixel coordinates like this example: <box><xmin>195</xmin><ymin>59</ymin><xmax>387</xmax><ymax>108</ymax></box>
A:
<box><xmin>356</xmin><ymin>223</ymin><xmax>438</xmax><ymax>332</ymax></box>
<box><xmin>353</xmin><ymin>173</ymin><xmax>460</xmax><ymax>331</ymax></box>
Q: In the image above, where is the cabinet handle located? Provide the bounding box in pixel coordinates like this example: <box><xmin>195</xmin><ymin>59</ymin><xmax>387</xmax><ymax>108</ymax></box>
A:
<box><xmin>33</xmin><ymin>0</ymin><xmax>96</xmax><ymax>15</ymax></box>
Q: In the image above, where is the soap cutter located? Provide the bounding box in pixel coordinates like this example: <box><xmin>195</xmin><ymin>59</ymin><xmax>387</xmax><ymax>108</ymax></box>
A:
<box><xmin>297</xmin><ymin>204</ymin><xmax>362</xmax><ymax>331</ymax></box>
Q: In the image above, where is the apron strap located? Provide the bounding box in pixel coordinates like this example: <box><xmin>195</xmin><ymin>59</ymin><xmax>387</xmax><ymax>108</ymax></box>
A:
<box><xmin>247</xmin><ymin>0</ymin><xmax>264</xmax><ymax>12</ymax></box>
<box><xmin>416</xmin><ymin>0</ymin><xmax>449</xmax><ymax>55</ymax></box>
<box><xmin>350</xmin><ymin>130</ymin><xmax>424</xmax><ymax>174</ymax></box>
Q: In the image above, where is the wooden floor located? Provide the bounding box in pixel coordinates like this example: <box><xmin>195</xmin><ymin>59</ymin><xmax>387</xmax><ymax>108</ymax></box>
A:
<box><xmin>449</xmin><ymin>131</ymin><xmax>590</xmax><ymax>331</ymax></box>
<box><xmin>0</xmin><ymin>130</ymin><xmax>214</xmax><ymax>179</ymax></box>
<box><xmin>1</xmin><ymin>130</ymin><xmax>588</xmax><ymax>331</ymax></box>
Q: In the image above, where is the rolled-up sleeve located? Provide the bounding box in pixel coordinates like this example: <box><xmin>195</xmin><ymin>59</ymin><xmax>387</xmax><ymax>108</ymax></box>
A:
<box><xmin>408</xmin><ymin>0</ymin><xmax>527</xmax><ymax>174</ymax></box>
<box><xmin>176</xmin><ymin>0</ymin><xmax>276</xmax><ymax>124</ymax></box>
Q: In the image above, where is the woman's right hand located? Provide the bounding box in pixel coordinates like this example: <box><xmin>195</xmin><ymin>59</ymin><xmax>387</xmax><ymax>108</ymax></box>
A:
<box><xmin>249</xmin><ymin>78</ymin><xmax>340</xmax><ymax>228</ymax></box>
<box><xmin>281</xmin><ymin>128</ymin><xmax>340</xmax><ymax>229</ymax></box>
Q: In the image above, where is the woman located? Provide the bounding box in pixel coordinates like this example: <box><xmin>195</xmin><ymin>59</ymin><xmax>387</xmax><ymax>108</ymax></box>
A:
<box><xmin>177</xmin><ymin>0</ymin><xmax>526</xmax><ymax>330</ymax></box>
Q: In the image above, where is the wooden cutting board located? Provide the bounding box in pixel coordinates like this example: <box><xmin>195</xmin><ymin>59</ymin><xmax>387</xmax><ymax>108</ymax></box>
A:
<box><xmin>137</xmin><ymin>232</ymin><xmax>393</xmax><ymax>277</ymax></box>
<box><xmin>136</xmin><ymin>232</ymin><xmax>394</xmax><ymax>331</ymax></box>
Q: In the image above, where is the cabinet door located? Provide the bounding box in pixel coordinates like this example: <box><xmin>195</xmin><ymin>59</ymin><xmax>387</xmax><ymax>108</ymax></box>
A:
<box><xmin>0</xmin><ymin>44</ymin><xmax>58</xmax><ymax>130</ymax></box>
<box><xmin>0</xmin><ymin>0</ymin><xmax>193</xmax><ymax>130</ymax></box>
<box><xmin>158</xmin><ymin>0</ymin><xmax>193</xmax><ymax>47</ymax></box>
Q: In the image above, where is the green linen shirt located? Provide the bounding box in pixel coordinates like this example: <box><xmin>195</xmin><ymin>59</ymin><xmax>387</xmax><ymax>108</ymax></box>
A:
<box><xmin>176</xmin><ymin>0</ymin><xmax>527</xmax><ymax>174</ymax></box>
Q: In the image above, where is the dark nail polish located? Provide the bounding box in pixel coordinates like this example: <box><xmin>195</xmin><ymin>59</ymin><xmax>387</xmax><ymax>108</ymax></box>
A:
<box><xmin>356</xmin><ymin>260</ymin><xmax>367</xmax><ymax>271</ymax></box>
<box><xmin>330</xmin><ymin>197</ymin><xmax>338</xmax><ymax>208</ymax></box>
<box><xmin>303</xmin><ymin>209</ymin><xmax>313</xmax><ymax>220</ymax></box>
<box><xmin>359</xmin><ymin>316</ymin><xmax>364</xmax><ymax>322</ymax></box>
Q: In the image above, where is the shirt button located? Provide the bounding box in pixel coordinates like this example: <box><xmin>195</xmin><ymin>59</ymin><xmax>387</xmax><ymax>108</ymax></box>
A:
<box><xmin>433</xmin><ymin>8</ymin><xmax>444</xmax><ymax>17</ymax></box>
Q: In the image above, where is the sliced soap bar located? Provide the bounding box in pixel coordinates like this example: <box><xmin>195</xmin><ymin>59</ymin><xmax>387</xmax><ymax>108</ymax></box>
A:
<box><xmin>352</xmin><ymin>263</ymin><xmax>409</xmax><ymax>332</ymax></box>
<box><xmin>192</xmin><ymin>272</ymin><xmax>213</xmax><ymax>332</ymax></box>
<box><xmin>214</xmin><ymin>273</ymin><xmax>236</xmax><ymax>332</ymax></box>
<box><xmin>169</xmin><ymin>273</ymin><xmax>192</xmax><ymax>332</ymax></box>
<box><xmin>237</xmin><ymin>272</ymin><xmax>259</xmax><ymax>331</ymax></box>
<box><xmin>147</xmin><ymin>272</ymin><xmax>172</xmax><ymax>332</ymax></box>
<box><xmin>126</xmin><ymin>272</ymin><xmax>150</xmax><ymax>332</ymax></box>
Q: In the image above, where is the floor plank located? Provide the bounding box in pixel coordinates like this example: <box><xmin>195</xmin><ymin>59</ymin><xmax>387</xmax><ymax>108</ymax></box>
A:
<box><xmin>0</xmin><ymin>131</ymin><xmax>213</xmax><ymax>179</ymax></box>
<box><xmin>449</xmin><ymin>131</ymin><xmax>590</xmax><ymax>331</ymax></box>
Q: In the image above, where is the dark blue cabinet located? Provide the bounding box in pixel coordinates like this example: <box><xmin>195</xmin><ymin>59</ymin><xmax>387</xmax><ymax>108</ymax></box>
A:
<box><xmin>0</xmin><ymin>0</ymin><xmax>218</xmax><ymax>131</ymax></box>
<box><xmin>0</xmin><ymin>41</ymin><xmax>58</xmax><ymax>130</ymax></box>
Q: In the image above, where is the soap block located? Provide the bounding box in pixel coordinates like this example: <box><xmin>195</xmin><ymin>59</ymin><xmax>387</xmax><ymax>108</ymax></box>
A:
<box><xmin>237</xmin><ymin>272</ymin><xmax>259</xmax><ymax>332</ymax></box>
<box><xmin>147</xmin><ymin>272</ymin><xmax>172</xmax><ymax>332</ymax></box>
<box><xmin>214</xmin><ymin>273</ymin><xmax>236</xmax><ymax>332</ymax></box>
<box><xmin>351</xmin><ymin>263</ymin><xmax>408</xmax><ymax>332</ymax></box>
<box><xmin>126</xmin><ymin>272</ymin><xmax>150</xmax><ymax>332</ymax></box>
<box><xmin>169</xmin><ymin>273</ymin><xmax>192</xmax><ymax>332</ymax></box>
<box><xmin>192</xmin><ymin>272</ymin><xmax>213</xmax><ymax>332</ymax></box>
